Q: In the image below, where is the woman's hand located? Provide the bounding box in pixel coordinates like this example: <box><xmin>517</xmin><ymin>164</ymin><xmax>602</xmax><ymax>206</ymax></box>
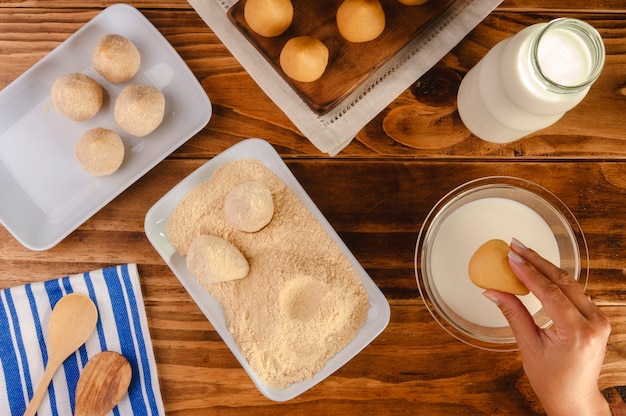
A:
<box><xmin>483</xmin><ymin>238</ymin><xmax>612</xmax><ymax>416</ymax></box>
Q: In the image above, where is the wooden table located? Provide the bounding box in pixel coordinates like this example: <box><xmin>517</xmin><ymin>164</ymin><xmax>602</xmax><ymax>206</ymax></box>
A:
<box><xmin>2</xmin><ymin>1</ymin><xmax>626</xmax><ymax>414</ymax></box>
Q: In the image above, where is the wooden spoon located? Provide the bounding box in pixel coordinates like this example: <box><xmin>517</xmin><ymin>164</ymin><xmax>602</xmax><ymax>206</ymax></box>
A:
<box><xmin>74</xmin><ymin>351</ymin><xmax>132</xmax><ymax>416</ymax></box>
<box><xmin>23</xmin><ymin>293</ymin><xmax>98</xmax><ymax>416</ymax></box>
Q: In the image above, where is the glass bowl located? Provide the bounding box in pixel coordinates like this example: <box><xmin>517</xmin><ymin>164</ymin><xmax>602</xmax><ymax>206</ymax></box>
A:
<box><xmin>414</xmin><ymin>176</ymin><xmax>588</xmax><ymax>351</ymax></box>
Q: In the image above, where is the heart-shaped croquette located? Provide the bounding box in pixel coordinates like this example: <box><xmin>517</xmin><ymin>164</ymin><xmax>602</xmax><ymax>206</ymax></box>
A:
<box><xmin>468</xmin><ymin>239</ymin><xmax>529</xmax><ymax>295</ymax></box>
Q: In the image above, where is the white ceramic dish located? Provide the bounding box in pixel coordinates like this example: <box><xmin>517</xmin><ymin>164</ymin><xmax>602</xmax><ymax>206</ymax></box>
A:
<box><xmin>0</xmin><ymin>3</ymin><xmax>211</xmax><ymax>250</ymax></box>
<box><xmin>145</xmin><ymin>138</ymin><xmax>390</xmax><ymax>401</ymax></box>
<box><xmin>415</xmin><ymin>177</ymin><xmax>588</xmax><ymax>351</ymax></box>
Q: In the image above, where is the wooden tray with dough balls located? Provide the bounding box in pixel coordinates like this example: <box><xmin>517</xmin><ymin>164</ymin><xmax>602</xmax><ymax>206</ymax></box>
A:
<box><xmin>228</xmin><ymin>0</ymin><xmax>458</xmax><ymax>114</ymax></box>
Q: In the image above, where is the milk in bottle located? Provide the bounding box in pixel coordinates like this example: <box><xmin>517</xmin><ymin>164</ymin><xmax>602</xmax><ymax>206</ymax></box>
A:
<box><xmin>457</xmin><ymin>18</ymin><xmax>605</xmax><ymax>143</ymax></box>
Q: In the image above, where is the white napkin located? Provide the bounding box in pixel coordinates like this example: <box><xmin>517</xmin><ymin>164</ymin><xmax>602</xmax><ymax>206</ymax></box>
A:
<box><xmin>187</xmin><ymin>0</ymin><xmax>503</xmax><ymax>155</ymax></box>
<box><xmin>0</xmin><ymin>264</ymin><xmax>164</xmax><ymax>416</ymax></box>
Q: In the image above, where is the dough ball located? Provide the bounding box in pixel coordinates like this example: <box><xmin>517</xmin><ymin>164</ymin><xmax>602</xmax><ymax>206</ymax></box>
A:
<box><xmin>51</xmin><ymin>73</ymin><xmax>103</xmax><ymax>121</ymax></box>
<box><xmin>279</xmin><ymin>36</ymin><xmax>329</xmax><ymax>83</ymax></box>
<box><xmin>186</xmin><ymin>234</ymin><xmax>250</xmax><ymax>284</ymax></box>
<box><xmin>92</xmin><ymin>34</ymin><xmax>141</xmax><ymax>83</ymax></box>
<box><xmin>244</xmin><ymin>0</ymin><xmax>293</xmax><ymax>37</ymax></box>
<box><xmin>279</xmin><ymin>276</ymin><xmax>328</xmax><ymax>322</ymax></box>
<box><xmin>468</xmin><ymin>239</ymin><xmax>529</xmax><ymax>295</ymax></box>
<box><xmin>114</xmin><ymin>84</ymin><xmax>165</xmax><ymax>136</ymax></box>
<box><xmin>224</xmin><ymin>181</ymin><xmax>274</xmax><ymax>232</ymax></box>
<box><xmin>336</xmin><ymin>0</ymin><xmax>386</xmax><ymax>43</ymax></box>
<box><xmin>75</xmin><ymin>128</ymin><xmax>125</xmax><ymax>176</ymax></box>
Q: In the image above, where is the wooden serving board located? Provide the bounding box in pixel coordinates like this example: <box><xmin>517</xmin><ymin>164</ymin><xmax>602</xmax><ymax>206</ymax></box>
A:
<box><xmin>228</xmin><ymin>0</ymin><xmax>457</xmax><ymax>115</ymax></box>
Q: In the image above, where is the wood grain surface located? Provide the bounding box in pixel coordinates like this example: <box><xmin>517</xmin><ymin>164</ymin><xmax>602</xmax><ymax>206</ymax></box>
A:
<box><xmin>2</xmin><ymin>1</ymin><xmax>626</xmax><ymax>415</ymax></box>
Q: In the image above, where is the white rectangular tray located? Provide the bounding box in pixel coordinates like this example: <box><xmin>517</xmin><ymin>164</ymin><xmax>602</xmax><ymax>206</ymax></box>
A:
<box><xmin>0</xmin><ymin>4</ymin><xmax>211</xmax><ymax>250</ymax></box>
<box><xmin>144</xmin><ymin>138</ymin><xmax>390</xmax><ymax>401</ymax></box>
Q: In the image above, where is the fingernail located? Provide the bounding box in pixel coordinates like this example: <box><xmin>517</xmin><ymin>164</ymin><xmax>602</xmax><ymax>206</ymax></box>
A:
<box><xmin>482</xmin><ymin>291</ymin><xmax>500</xmax><ymax>305</ymax></box>
<box><xmin>508</xmin><ymin>250</ymin><xmax>525</xmax><ymax>264</ymax></box>
<box><xmin>511</xmin><ymin>237</ymin><xmax>527</xmax><ymax>250</ymax></box>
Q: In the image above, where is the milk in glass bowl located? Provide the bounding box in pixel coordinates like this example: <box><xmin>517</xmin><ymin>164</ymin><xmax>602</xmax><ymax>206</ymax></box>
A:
<box><xmin>414</xmin><ymin>177</ymin><xmax>588</xmax><ymax>351</ymax></box>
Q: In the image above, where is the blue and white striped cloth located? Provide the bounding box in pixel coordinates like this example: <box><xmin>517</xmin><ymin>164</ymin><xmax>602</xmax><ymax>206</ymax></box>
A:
<box><xmin>0</xmin><ymin>264</ymin><xmax>164</xmax><ymax>416</ymax></box>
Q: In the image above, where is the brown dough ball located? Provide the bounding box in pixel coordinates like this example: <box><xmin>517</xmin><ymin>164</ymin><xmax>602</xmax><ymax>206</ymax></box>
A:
<box><xmin>114</xmin><ymin>84</ymin><xmax>165</xmax><ymax>136</ymax></box>
<box><xmin>336</xmin><ymin>0</ymin><xmax>386</xmax><ymax>43</ymax></box>
<box><xmin>51</xmin><ymin>73</ymin><xmax>103</xmax><ymax>121</ymax></box>
<box><xmin>186</xmin><ymin>234</ymin><xmax>250</xmax><ymax>284</ymax></box>
<box><xmin>279</xmin><ymin>36</ymin><xmax>329</xmax><ymax>83</ymax></box>
<box><xmin>468</xmin><ymin>239</ymin><xmax>530</xmax><ymax>295</ymax></box>
<box><xmin>75</xmin><ymin>128</ymin><xmax>125</xmax><ymax>176</ymax></box>
<box><xmin>244</xmin><ymin>0</ymin><xmax>293</xmax><ymax>37</ymax></box>
<box><xmin>92</xmin><ymin>34</ymin><xmax>141</xmax><ymax>83</ymax></box>
<box><xmin>224</xmin><ymin>181</ymin><xmax>274</xmax><ymax>232</ymax></box>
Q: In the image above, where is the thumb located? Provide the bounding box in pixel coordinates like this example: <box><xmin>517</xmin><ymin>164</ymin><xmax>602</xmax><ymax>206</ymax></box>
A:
<box><xmin>483</xmin><ymin>289</ymin><xmax>541</xmax><ymax>349</ymax></box>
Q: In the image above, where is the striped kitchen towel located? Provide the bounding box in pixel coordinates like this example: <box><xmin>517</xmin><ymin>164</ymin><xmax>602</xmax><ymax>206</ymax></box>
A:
<box><xmin>0</xmin><ymin>263</ymin><xmax>164</xmax><ymax>416</ymax></box>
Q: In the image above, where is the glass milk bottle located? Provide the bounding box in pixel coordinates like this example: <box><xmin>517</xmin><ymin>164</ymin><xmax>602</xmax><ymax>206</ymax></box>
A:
<box><xmin>457</xmin><ymin>18</ymin><xmax>605</xmax><ymax>143</ymax></box>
